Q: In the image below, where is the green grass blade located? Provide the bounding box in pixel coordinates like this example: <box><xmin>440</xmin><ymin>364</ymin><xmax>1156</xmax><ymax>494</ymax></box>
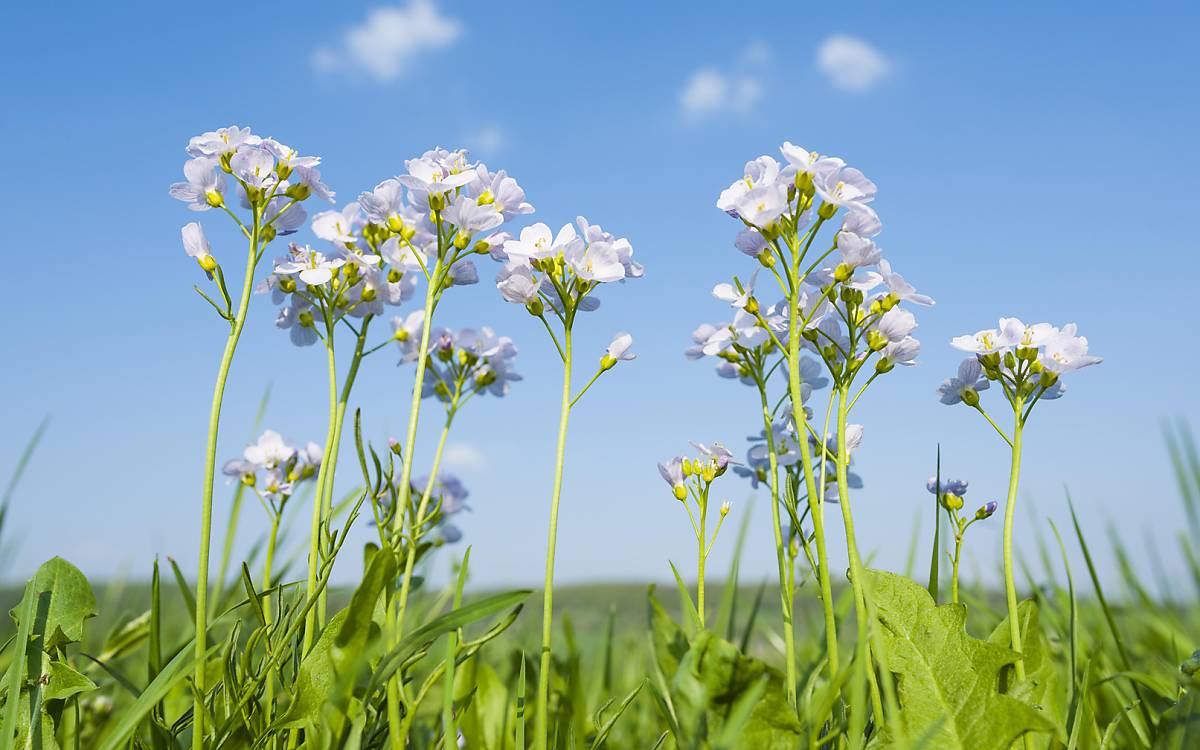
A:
<box><xmin>0</xmin><ymin>581</ymin><xmax>35</xmax><ymax>750</ymax></box>
<box><xmin>95</xmin><ymin>638</ymin><xmax>206</xmax><ymax>750</ymax></box>
<box><xmin>668</xmin><ymin>561</ymin><xmax>702</xmax><ymax>633</ymax></box>
<box><xmin>927</xmin><ymin>445</ymin><xmax>941</xmax><ymax>602</ymax></box>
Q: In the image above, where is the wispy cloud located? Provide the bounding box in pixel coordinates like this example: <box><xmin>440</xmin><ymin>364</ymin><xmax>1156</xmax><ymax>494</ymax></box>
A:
<box><xmin>463</xmin><ymin>125</ymin><xmax>506</xmax><ymax>156</ymax></box>
<box><xmin>312</xmin><ymin>1</ymin><xmax>462</xmax><ymax>83</ymax></box>
<box><xmin>443</xmin><ymin>442</ymin><xmax>487</xmax><ymax>471</ymax></box>
<box><xmin>816</xmin><ymin>34</ymin><xmax>891</xmax><ymax>93</ymax></box>
<box><xmin>679</xmin><ymin>42</ymin><xmax>769</xmax><ymax>120</ymax></box>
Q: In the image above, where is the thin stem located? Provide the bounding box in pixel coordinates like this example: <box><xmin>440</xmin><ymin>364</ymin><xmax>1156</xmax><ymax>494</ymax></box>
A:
<box><xmin>974</xmin><ymin>404</ymin><xmax>1014</xmax><ymax>448</ymax></box>
<box><xmin>534</xmin><ymin>326</ymin><xmax>573</xmax><ymax>750</ymax></box>
<box><xmin>192</xmin><ymin>207</ymin><xmax>260</xmax><ymax>750</ymax></box>
<box><xmin>697</xmin><ymin>494</ymin><xmax>707</xmax><ymax>629</ymax></box>
<box><xmin>1003</xmin><ymin>398</ymin><xmax>1027</xmax><ymax>680</ymax></box>
<box><xmin>569</xmin><ymin>368</ymin><xmax>603</xmax><ymax>408</ymax></box>
<box><xmin>756</xmin><ymin>379</ymin><xmax>798</xmax><ymax>711</ymax></box>
<box><xmin>951</xmin><ymin>528</ymin><xmax>963</xmax><ymax>605</ymax></box>
<box><xmin>262</xmin><ymin>512</ymin><xmax>281</xmax><ymax>717</ymax></box>
<box><xmin>302</xmin><ymin>312</ymin><xmax>339</xmax><ymax>656</ymax></box>
<box><xmin>836</xmin><ymin>385</ymin><xmax>886</xmax><ymax>741</ymax></box>
<box><xmin>784</xmin><ymin>235</ymin><xmax>840</xmax><ymax>683</ymax></box>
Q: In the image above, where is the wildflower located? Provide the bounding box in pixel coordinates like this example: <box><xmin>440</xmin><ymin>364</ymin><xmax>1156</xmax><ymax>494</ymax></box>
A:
<box><xmin>169</xmin><ymin>157</ymin><xmax>225</xmax><ymax>211</ymax></box>
<box><xmin>690</xmin><ymin>442</ymin><xmax>737</xmax><ymax>475</ymax></box>
<box><xmin>733</xmin><ymin>184</ymin><xmax>789</xmax><ymax>229</ymax></box>
<box><xmin>273</xmin><ymin>243</ymin><xmax>346</xmax><ymax>286</ymax></box>
<box><xmin>814</xmin><ymin>165</ymin><xmax>877</xmax><ymax>215</ymax></box>
<box><xmin>496</xmin><ymin>264</ymin><xmax>543</xmax><ymax>305</ymax></box>
<box><xmin>181</xmin><ymin>222</ymin><xmax>217</xmax><ymax>275</ymax></box>
<box><xmin>186</xmin><ymin>126</ymin><xmax>261</xmax><ymax>158</ymax></box>
<box><xmin>601</xmin><ymin>333</ymin><xmax>635</xmax><ymax>370</ymax></box>
<box><xmin>277</xmin><ymin>298</ymin><xmax>320</xmax><ymax>346</ymax></box>
<box><xmin>312</xmin><ymin>204</ymin><xmax>362</xmax><ymax>246</ymax></box>
<box><xmin>443</xmin><ymin>194</ymin><xmax>504</xmax><ymax>235</ymax></box>
<box><xmin>658</xmin><ymin>458</ymin><xmax>687</xmax><ymax>500</ymax></box>
<box><xmin>836</xmin><ymin>231</ymin><xmax>882</xmax><ymax>269</ymax></box>
<box><xmin>261</xmin><ymin>138</ymin><xmax>320</xmax><ymax>171</ymax></box>
<box><xmin>780</xmin><ymin>142</ymin><xmax>844</xmax><ymax>186</ymax></box>
<box><xmin>712</xmin><ymin>270</ymin><xmax>759</xmax><ymax>311</ymax></box>
<box><xmin>290</xmin><ymin>166</ymin><xmax>336</xmax><ymax>203</ymax></box>
<box><xmin>392</xmin><ymin>309</ymin><xmax>427</xmax><ymax>361</ymax></box>
<box><xmin>877</xmin><ymin>259</ymin><xmax>933</xmax><ymax>306</ymax></box>
<box><xmin>265</xmin><ymin>195</ymin><xmax>307</xmax><ymax>235</ymax></box>
<box><xmin>447</xmin><ymin>259</ymin><xmax>480</xmax><ymax>286</ymax></box>
<box><xmin>468</xmin><ymin>168</ymin><xmax>534</xmax><ymax>220</ymax></box>
<box><xmin>1039</xmin><ymin>324</ymin><xmax>1102</xmax><ymax>373</ymax></box>
<box><xmin>841</xmin><ymin>204</ymin><xmax>882</xmax><ymax>237</ymax></box>
<box><xmin>230</xmin><ymin>147</ymin><xmax>276</xmax><ymax>189</ymax></box>
<box><xmin>926</xmin><ymin>477</ymin><xmax>969</xmax><ymax>496</ymax></box>
<box><xmin>503</xmin><ymin>223</ymin><xmax>576</xmax><ymax>266</ymax></box>
<box><xmin>937</xmin><ymin>358</ymin><xmax>990</xmax><ymax>405</ymax></box>
<box><xmin>567</xmin><ymin>239</ymin><xmax>625</xmax><ymax>283</ymax></box>
<box><xmin>717</xmin><ymin>156</ymin><xmax>783</xmax><ymax>216</ymax></box>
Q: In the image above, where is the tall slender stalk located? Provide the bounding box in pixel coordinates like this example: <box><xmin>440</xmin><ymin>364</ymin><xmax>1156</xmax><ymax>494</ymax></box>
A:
<box><xmin>192</xmin><ymin>206</ymin><xmax>261</xmax><ymax>750</ymax></box>
<box><xmin>262</xmin><ymin>512</ymin><xmax>281</xmax><ymax>717</ymax></box>
<box><xmin>1003</xmin><ymin>397</ymin><xmax>1027</xmax><ymax>680</ymax></box>
<box><xmin>302</xmin><ymin>315</ymin><xmax>339</xmax><ymax>655</ymax></box>
<box><xmin>535</xmin><ymin>326</ymin><xmax>573</xmax><ymax>750</ymax></box>
<box><xmin>697</xmin><ymin>495</ymin><xmax>708</xmax><ymax>628</ymax></box>
<box><xmin>756</xmin><ymin>381</ymin><xmax>797</xmax><ymax>709</ymax></box>
<box><xmin>785</xmin><ymin>252</ymin><xmax>839</xmax><ymax>680</ymax></box>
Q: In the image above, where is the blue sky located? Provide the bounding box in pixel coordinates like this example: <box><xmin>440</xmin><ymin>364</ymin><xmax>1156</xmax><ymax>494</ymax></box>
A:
<box><xmin>2</xmin><ymin>1</ymin><xmax>1197</xmax><ymax>596</ymax></box>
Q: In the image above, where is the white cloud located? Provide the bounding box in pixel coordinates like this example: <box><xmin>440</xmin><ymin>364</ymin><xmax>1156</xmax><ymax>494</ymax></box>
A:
<box><xmin>313</xmin><ymin>1</ymin><xmax>462</xmax><ymax>82</ymax></box>
<box><xmin>464</xmin><ymin>125</ymin><xmax>506</xmax><ymax>155</ymax></box>
<box><xmin>443</xmin><ymin>442</ymin><xmax>487</xmax><ymax>471</ymax></box>
<box><xmin>816</xmin><ymin>34</ymin><xmax>891</xmax><ymax>93</ymax></box>
<box><xmin>679</xmin><ymin>68</ymin><xmax>762</xmax><ymax>119</ymax></box>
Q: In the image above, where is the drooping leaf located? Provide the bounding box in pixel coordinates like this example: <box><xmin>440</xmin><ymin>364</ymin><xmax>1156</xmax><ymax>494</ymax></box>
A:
<box><xmin>43</xmin><ymin>659</ymin><xmax>96</xmax><ymax>702</ymax></box>
<box><xmin>866</xmin><ymin>569</ymin><xmax>1054</xmax><ymax>750</ymax></box>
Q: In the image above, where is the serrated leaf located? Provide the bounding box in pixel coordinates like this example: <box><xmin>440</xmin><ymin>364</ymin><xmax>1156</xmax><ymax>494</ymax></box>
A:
<box><xmin>866</xmin><ymin>569</ymin><xmax>1054</xmax><ymax>750</ymax></box>
<box><xmin>43</xmin><ymin>659</ymin><xmax>96</xmax><ymax>701</ymax></box>
<box><xmin>9</xmin><ymin>557</ymin><xmax>97</xmax><ymax>651</ymax></box>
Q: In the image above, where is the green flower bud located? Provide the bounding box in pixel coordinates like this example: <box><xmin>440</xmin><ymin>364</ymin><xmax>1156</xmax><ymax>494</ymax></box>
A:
<box><xmin>219</xmin><ymin>152</ymin><xmax>234</xmax><ymax>173</ymax></box>
<box><xmin>961</xmin><ymin>387</ymin><xmax>980</xmax><ymax>407</ymax></box>
<box><xmin>298</xmin><ymin>310</ymin><xmax>315</xmax><ymax>328</ymax></box>
<box><xmin>275</xmin><ymin>162</ymin><xmax>292</xmax><ymax>181</ymax></box>
<box><xmin>681</xmin><ymin>459</ymin><xmax>694</xmax><ymax>477</ymax></box>
<box><xmin>525</xmin><ymin>297</ymin><xmax>544</xmax><ymax>317</ymax></box>
<box><xmin>388</xmin><ymin>438</ymin><xmax>403</xmax><ymax>456</ymax></box>
<box><xmin>757</xmin><ymin>249</ymin><xmax>776</xmax><ymax>268</ymax></box>
<box><xmin>817</xmin><ymin>201</ymin><xmax>838</xmax><ymax>220</ymax></box>
<box><xmin>867</xmin><ymin>329</ymin><xmax>888</xmax><ymax>352</ymax></box>
<box><xmin>700</xmin><ymin>464</ymin><xmax>717</xmax><ymax>483</ymax></box>
<box><xmin>1003</xmin><ymin>351</ymin><xmax>1017</xmax><ymax>370</ymax></box>
<box><xmin>1039</xmin><ymin>370</ymin><xmax>1059</xmax><ymax>388</ymax></box>
<box><xmin>260</xmin><ymin>224</ymin><xmax>277</xmax><ymax>244</ymax></box>
<box><xmin>673</xmin><ymin>484</ymin><xmax>687</xmax><ymax>501</ymax></box>
<box><xmin>360</xmin><ymin>286</ymin><xmax>377</xmax><ymax>302</ymax></box>
<box><xmin>387</xmin><ymin>268</ymin><xmax>404</xmax><ymax>284</ymax></box>
<box><xmin>394</xmin><ymin>328</ymin><xmax>410</xmax><ymax>342</ymax></box>
<box><xmin>205</xmin><ymin>190</ymin><xmax>224</xmax><ymax>208</ymax></box>
<box><xmin>453</xmin><ymin>233</ymin><xmax>471</xmax><ymax>250</ymax></box>
<box><xmin>279</xmin><ymin>276</ymin><xmax>296</xmax><ymax>293</ymax></box>
<box><xmin>834</xmin><ymin>262</ymin><xmax>853</xmax><ymax>283</ymax></box>
<box><xmin>241</xmin><ymin>472</ymin><xmax>255</xmax><ymax>488</ymax></box>
<box><xmin>875</xmin><ymin>357</ymin><xmax>895</xmax><ymax>375</ymax></box>
<box><xmin>197</xmin><ymin>254</ymin><xmax>217</xmax><ymax>273</ymax></box>
<box><xmin>285</xmin><ymin>182</ymin><xmax>310</xmax><ymax>201</ymax></box>
<box><xmin>428</xmin><ymin>193</ymin><xmax>447</xmax><ymax>212</ymax></box>
<box><xmin>941</xmin><ymin>492</ymin><xmax>964</xmax><ymax>511</ymax></box>
<box><xmin>244</xmin><ymin>185</ymin><xmax>263</xmax><ymax>206</ymax></box>
<box><xmin>600</xmin><ymin>354</ymin><xmax>617</xmax><ymax>371</ymax></box>
<box><xmin>474</xmin><ymin>240</ymin><xmax>491</xmax><ymax>254</ymax></box>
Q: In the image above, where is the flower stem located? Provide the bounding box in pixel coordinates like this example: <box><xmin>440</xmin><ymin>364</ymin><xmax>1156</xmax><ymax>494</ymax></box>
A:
<box><xmin>786</xmin><ymin>258</ymin><xmax>839</xmax><ymax>681</ymax></box>
<box><xmin>951</xmin><ymin>529</ymin><xmax>963</xmax><ymax>605</ymax></box>
<box><xmin>262</xmin><ymin>513</ymin><xmax>280</xmax><ymax>718</ymax></box>
<box><xmin>192</xmin><ymin>209</ymin><xmax>260</xmax><ymax>750</ymax></box>
<box><xmin>386</xmin><ymin>266</ymin><xmax>442</xmax><ymax>750</ymax></box>
<box><xmin>757</xmin><ymin>382</ymin><xmax>798</xmax><ymax>710</ymax></box>
<box><xmin>836</xmin><ymin>385</ymin><xmax>886</xmax><ymax>740</ymax></box>
<box><xmin>697</xmin><ymin>491</ymin><xmax>707</xmax><ymax>628</ymax></box>
<box><xmin>534</xmin><ymin>326</ymin><xmax>572</xmax><ymax>750</ymax></box>
<box><xmin>302</xmin><ymin>317</ymin><xmax>339</xmax><ymax>656</ymax></box>
<box><xmin>1003</xmin><ymin>398</ymin><xmax>1027</xmax><ymax>680</ymax></box>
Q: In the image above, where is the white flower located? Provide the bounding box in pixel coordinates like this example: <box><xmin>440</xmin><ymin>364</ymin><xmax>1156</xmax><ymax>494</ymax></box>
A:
<box><xmin>244</xmin><ymin>429</ymin><xmax>294</xmax><ymax>469</ymax></box>
<box><xmin>503</xmin><ymin>223</ymin><xmax>577</xmax><ymax>266</ymax></box>
<box><xmin>1039</xmin><ymin>324</ymin><xmax>1102</xmax><ymax>373</ymax></box>
<box><xmin>690</xmin><ymin>441</ymin><xmax>737</xmax><ymax>471</ymax></box>
<box><xmin>469</xmin><ymin>168</ymin><xmax>534</xmax><ymax>220</ymax></box>
<box><xmin>358</xmin><ymin>178</ymin><xmax>410</xmax><ymax>227</ymax></box>
<box><xmin>312</xmin><ymin>204</ymin><xmax>361</xmax><ymax>245</ymax></box>
<box><xmin>392</xmin><ymin>310</ymin><xmax>427</xmax><ymax>361</ymax></box>
<box><xmin>779</xmin><ymin>143</ymin><xmax>845</xmax><ymax>183</ymax></box>
<box><xmin>840</xmin><ymin>205</ymin><xmax>881</xmax><ymax>237</ymax></box>
<box><xmin>567</xmin><ymin>239</ymin><xmax>625</xmax><ymax>283</ymax></box>
<box><xmin>734</xmin><ymin>228</ymin><xmax>767</xmax><ymax>258</ymax></box>
<box><xmin>874</xmin><ymin>307</ymin><xmax>917</xmax><ymax>342</ymax></box>
<box><xmin>880</xmin><ymin>336</ymin><xmax>920</xmax><ymax>366</ymax></box>
<box><xmin>292</xmin><ymin>166</ymin><xmax>336</xmax><ymax>203</ymax></box>
<box><xmin>380</xmin><ymin>236</ymin><xmax>429</xmax><ymax>272</ymax></box>
<box><xmin>713</xmin><ymin>270</ymin><xmax>758</xmax><ymax>310</ymax></box>
<box><xmin>443</xmin><ymin>194</ymin><xmax>503</xmax><ymax>235</ymax></box>
<box><xmin>837</xmin><ymin>231</ymin><xmax>882</xmax><ymax>269</ymax></box>
<box><xmin>717</xmin><ymin>156</ymin><xmax>783</xmax><ymax>215</ymax></box>
<box><xmin>399</xmin><ymin>148</ymin><xmax>477</xmax><ymax>195</ymax></box>
<box><xmin>274</xmin><ymin>244</ymin><xmax>346</xmax><ymax>285</ymax></box>
<box><xmin>937</xmin><ymin>358</ymin><xmax>990</xmax><ymax>405</ymax></box>
<box><xmin>733</xmin><ymin>184</ymin><xmax>789</xmax><ymax>229</ymax></box>
<box><xmin>814</xmin><ymin>165</ymin><xmax>876</xmax><ymax>213</ymax></box>
<box><xmin>658</xmin><ymin>457</ymin><xmax>686</xmax><ymax>497</ymax></box>
<box><xmin>496</xmin><ymin>264</ymin><xmax>543</xmax><ymax>305</ymax></box>
<box><xmin>229</xmin><ymin>147</ymin><xmax>276</xmax><ymax>189</ymax></box>
<box><xmin>277</xmin><ymin>298</ymin><xmax>319</xmax><ymax>346</ymax></box>
<box><xmin>685</xmin><ymin>324</ymin><xmax>721</xmax><ymax>360</ymax></box>
<box><xmin>602</xmin><ymin>332</ymin><xmax>635</xmax><ymax>368</ymax></box>
<box><xmin>447</xmin><ymin>259</ymin><xmax>479</xmax><ymax>286</ymax></box>
<box><xmin>950</xmin><ymin>325</ymin><xmax>1015</xmax><ymax>355</ymax></box>
<box><xmin>261</xmin><ymin>138</ymin><xmax>320</xmax><ymax>170</ymax></box>
<box><xmin>186</xmin><ymin>126</ymin><xmax>261</xmax><ymax>158</ymax></box>
<box><xmin>576</xmin><ymin>217</ymin><xmax>642</xmax><ymax>279</ymax></box>
<box><xmin>181</xmin><ymin>222</ymin><xmax>214</xmax><ymax>270</ymax></box>
<box><xmin>1000</xmin><ymin>318</ymin><xmax>1058</xmax><ymax>349</ymax></box>
<box><xmin>877</xmin><ymin>260</ymin><xmax>933</xmax><ymax>306</ymax></box>
<box><xmin>265</xmin><ymin>195</ymin><xmax>307</xmax><ymax>235</ymax></box>
<box><xmin>169</xmin><ymin>157</ymin><xmax>225</xmax><ymax>211</ymax></box>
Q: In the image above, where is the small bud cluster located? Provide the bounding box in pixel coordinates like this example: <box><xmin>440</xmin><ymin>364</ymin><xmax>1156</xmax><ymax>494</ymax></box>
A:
<box><xmin>925</xmin><ymin>476</ymin><xmax>996</xmax><ymax>539</ymax></box>
<box><xmin>417</xmin><ymin>326</ymin><xmax>522</xmax><ymax>404</ymax></box>
<box><xmin>221</xmin><ymin>429</ymin><xmax>322</xmax><ymax>508</ymax></box>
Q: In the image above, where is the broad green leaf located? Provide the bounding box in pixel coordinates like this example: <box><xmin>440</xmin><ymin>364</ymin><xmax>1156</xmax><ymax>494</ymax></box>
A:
<box><xmin>866</xmin><ymin>569</ymin><xmax>1053</xmax><ymax>750</ymax></box>
<box><xmin>43</xmin><ymin>659</ymin><xmax>96</xmax><ymax>701</ymax></box>
<box><xmin>988</xmin><ymin>600</ymin><xmax>1067</xmax><ymax>747</ymax></box>
<box><xmin>9</xmin><ymin>557</ymin><xmax>97</xmax><ymax>651</ymax></box>
<box><xmin>648</xmin><ymin>588</ymin><xmax>689</xmax><ymax>680</ymax></box>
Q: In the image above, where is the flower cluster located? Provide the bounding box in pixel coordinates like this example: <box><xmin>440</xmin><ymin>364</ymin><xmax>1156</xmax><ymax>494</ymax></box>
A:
<box><xmin>261</xmin><ymin>147</ymin><xmax>532</xmax><ymax>346</ymax></box>
<box><xmin>413</xmin><ymin>326</ymin><xmax>522</xmax><ymax>403</ymax></box>
<box><xmin>940</xmin><ymin>318</ymin><xmax>1101</xmax><ymax>409</ymax></box>
<box><xmin>709</xmin><ymin>143</ymin><xmax>931</xmax><ymax>389</ymax></box>
<box><xmin>926</xmin><ymin>477</ymin><xmax>995</xmax><ymax>520</ymax></box>
<box><xmin>173</xmin><ymin>126</ymin><xmax>334</xmax><ymax>279</ymax></box>
<box><xmin>222</xmin><ymin>429</ymin><xmax>322</xmax><ymax>505</ymax></box>
<box><xmin>491</xmin><ymin>217</ymin><xmax>642</xmax><ymax>318</ymax></box>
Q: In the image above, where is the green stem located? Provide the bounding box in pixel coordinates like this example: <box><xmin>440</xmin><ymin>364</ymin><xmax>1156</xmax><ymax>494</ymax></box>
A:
<box><xmin>535</xmin><ymin>326</ymin><xmax>573</xmax><ymax>750</ymax></box>
<box><xmin>836</xmin><ymin>385</ymin><xmax>885</xmax><ymax>742</ymax></box>
<box><xmin>302</xmin><ymin>315</ymin><xmax>339</xmax><ymax>656</ymax></box>
<box><xmin>263</xmin><ymin>512</ymin><xmax>280</xmax><ymax>718</ymax></box>
<box><xmin>757</xmin><ymin>381</ymin><xmax>798</xmax><ymax>710</ymax></box>
<box><xmin>316</xmin><ymin>316</ymin><xmax>372</xmax><ymax>625</ymax></box>
<box><xmin>785</xmin><ymin>252</ymin><xmax>839</xmax><ymax>681</ymax></box>
<box><xmin>1003</xmin><ymin>398</ymin><xmax>1027</xmax><ymax>680</ymax></box>
<box><xmin>192</xmin><ymin>208</ymin><xmax>260</xmax><ymax>750</ymax></box>
<box><xmin>951</xmin><ymin>529</ymin><xmax>963</xmax><ymax>605</ymax></box>
<box><xmin>387</xmin><ymin>262</ymin><xmax>442</xmax><ymax>750</ymax></box>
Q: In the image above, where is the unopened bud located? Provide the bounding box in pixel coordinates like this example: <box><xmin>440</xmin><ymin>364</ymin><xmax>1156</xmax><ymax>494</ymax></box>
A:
<box><xmin>525</xmin><ymin>297</ymin><xmax>544</xmax><ymax>317</ymax></box>
<box><xmin>1003</xmin><ymin>351</ymin><xmax>1017</xmax><ymax>370</ymax></box>
<box><xmin>817</xmin><ymin>201</ymin><xmax>838</xmax><ymax>220</ymax></box>
<box><xmin>600</xmin><ymin>354</ymin><xmax>617</xmax><ymax>371</ymax></box>
<box><xmin>744</xmin><ymin>296</ymin><xmax>759</xmax><ymax>314</ymax></box>
<box><xmin>673</xmin><ymin>484</ymin><xmax>687</xmax><ymax>502</ymax></box>
<box><xmin>681</xmin><ymin>459</ymin><xmax>694</xmax><ymax>477</ymax></box>
<box><xmin>205</xmin><ymin>190</ymin><xmax>224</xmax><ymax>208</ymax></box>
<box><xmin>961</xmin><ymin>388</ymin><xmax>980</xmax><ymax>407</ymax></box>
<box><xmin>975</xmin><ymin>501</ymin><xmax>998</xmax><ymax>520</ymax></box>
<box><xmin>360</xmin><ymin>286</ymin><xmax>377</xmax><ymax>302</ymax></box>
<box><xmin>387</xmin><ymin>268</ymin><xmax>404</xmax><ymax>284</ymax></box>
<box><xmin>388</xmin><ymin>438</ymin><xmax>403</xmax><ymax>456</ymax></box>
<box><xmin>197</xmin><ymin>254</ymin><xmax>217</xmax><ymax>273</ymax></box>
<box><xmin>428</xmin><ymin>193</ymin><xmax>447</xmax><ymax>212</ymax></box>
<box><xmin>275</xmin><ymin>162</ymin><xmax>292</xmax><ymax>181</ymax></box>
<box><xmin>285</xmin><ymin>183</ymin><xmax>310</xmax><ymax>201</ymax></box>
<box><xmin>875</xmin><ymin>357</ymin><xmax>895</xmax><ymax>374</ymax></box>
<box><xmin>866</xmin><ymin>329</ymin><xmax>888</xmax><ymax>352</ymax></box>
<box><xmin>260</xmin><ymin>224</ymin><xmax>277</xmax><ymax>244</ymax></box>
<box><xmin>941</xmin><ymin>493</ymin><xmax>964</xmax><ymax>511</ymax></box>
<box><xmin>241</xmin><ymin>472</ymin><xmax>255</xmax><ymax>488</ymax></box>
<box><xmin>298</xmin><ymin>310</ymin><xmax>315</xmax><ymax>328</ymax></box>
<box><xmin>453</xmin><ymin>233</ymin><xmax>471</xmax><ymax>250</ymax></box>
<box><xmin>394</xmin><ymin>328</ymin><xmax>410</xmax><ymax>342</ymax></box>
<box><xmin>1039</xmin><ymin>370</ymin><xmax>1058</xmax><ymax>388</ymax></box>
<box><xmin>719</xmin><ymin>501</ymin><xmax>731</xmax><ymax>517</ymax></box>
<box><xmin>833</xmin><ymin>262</ymin><xmax>853</xmax><ymax>283</ymax></box>
<box><xmin>279</xmin><ymin>276</ymin><xmax>296</xmax><ymax>293</ymax></box>
<box><xmin>757</xmin><ymin>249</ymin><xmax>776</xmax><ymax>268</ymax></box>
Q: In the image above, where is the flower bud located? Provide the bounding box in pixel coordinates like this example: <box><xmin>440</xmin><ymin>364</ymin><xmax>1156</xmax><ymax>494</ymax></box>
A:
<box><xmin>961</xmin><ymin>387</ymin><xmax>980</xmax><ymax>407</ymax></box>
<box><xmin>525</xmin><ymin>297</ymin><xmax>544</xmax><ymax>317</ymax></box>
<box><xmin>1003</xmin><ymin>351</ymin><xmax>1017</xmax><ymax>370</ymax></box>
<box><xmin>285</xmin><ymin>182</ymin><xmax>310</xmax><ymax>201</ymax></box>
<box><xmin>673</xmin><ymin>483</ymin><xmax>687</xmax><ymax>501</ymax></box>
<box><xmin>975</xmin><ymin>501</ymin><xmax>998</xmax><ymax>520</ymax></box>
<box><xmin>817</xmin><ymin>201</ymin><xmax>838</xmax><ymax>220</ymax></box>
<box><xmin>197</xmin><ymin>254</ymin><xmax>218</xmax><ymax>273</ymax></box>
<box><xmin>1039</xmin><ymin>370</ymin><xmax>1058</xmax><ymax>388</ymax></box>
<box><xmin>757</xmin><ymin>249</ymin><xmax>776</xmax><ymax>268</ymax></box>
<box><xmin>744</xmin><ymin>296</ymin><xmax>760</xmax><ymax>315</ymax></box>
<box><xmin>240</xmin><ymin>472</ymin><xmax>256</xmax><ymax>488</ymax></box>
<box><xmin>244</xmin><ymin>185</ymin><xmax>263</xmax><ymax>206</ymax></box>
<box><xmin>834</xmin><ymin>262</ymin><xmax>853</xmax><ymax>283</ymax></box>
<box><xmin>866</xmin><ymin>330</ymin><xmax>888</xmax><ymax>352</ymax></box>
<box><xmin>394</xmin><ymin>328</ymin><xmax>410</xmax><ymax>342</ymax></box>
<box><xmin>453</xmin><ymin>233</ymin><xmax>471</xmax><ymax>250</ymax></box>
<box><xmin>600</xmin><ymin>354</ymin><xmax>617</xmax><ymax>371</ymax></box>
<box><xmin>219</xmin><ymin>152</ymin><xmax>234</xmax><ymax>173</ymax></box>
<box><xmin>700</xmin><ymin>463</ymin><xmax>717</xmax><ymax>483</ymax></box>
<box><xmin>681</xmin><ymin>459</ymin><xmax>694</xmax><ymax>477</ymax></box>
<box><xmin>205</xmin><ymin>190</ymin><xmax>224</xmax><ymax>208</ymax></box>
<box><xmin>428</xmin><ymin>193</ymin><xmax>447</xmax><ymax>212</ymax></box>
<box><xmin>941</xmin><ymin>492</ymin><xmax>964</xmax><ymax>511</ymax></box>
<box><xmin>298</xmin><ymin>310</ymin><xmax>315</xmax><ymax>328</ymax></box>
<box><xmin>401</xmin><ymin>225</ymin><xmax>417</xmax><ymax>241</ymax></box>
<box><xmin>875</xmin><ymin>357</ymin><xmax>895</xmax><ymax>375</ymax></box>
<box><xmin>360</xmin><ymin>286</ymin><xmax>377</xmax><ymax>302</ymax></box>
<box><xmin>474</xmin><ymin>239</ymin><xmax>491</xmax><ymax>254</ymax></box>
<box><xmin>719</xmin><ymin>501</ymin><xmax>731</xmax><ymax>517</ymax></box>
<box><xmin>388</xmin><ymin>437</ymin><xmax>403</xmax><ymax>456</ymax></box>
<box><xmin>387</xmin><ymin>268</ymin><xmax>404</xmax><ymax>284</ymax></box>
<box><xmin>275</xmin><ymin>162</ymin><xmax>292</xmax><ymax>181</ymax></box>
<box><xmin>278</xmin><ymin>276</ymin><xmax>296</xmax><ymax>293</ymax></box>
<box><xmin>260</xmin><ymin>224</ymin><xmax>277</xmax><ymax>244</ymax></box>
